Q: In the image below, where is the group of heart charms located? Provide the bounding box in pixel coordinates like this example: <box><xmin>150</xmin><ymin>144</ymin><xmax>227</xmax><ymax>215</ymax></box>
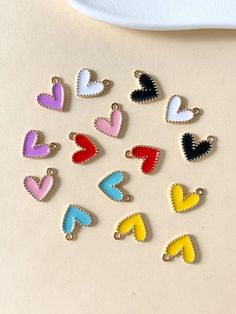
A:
<box><xmin>22</xmin><ymin>68</ymin><xmax>216</xmax><ymax>264</ymax></box>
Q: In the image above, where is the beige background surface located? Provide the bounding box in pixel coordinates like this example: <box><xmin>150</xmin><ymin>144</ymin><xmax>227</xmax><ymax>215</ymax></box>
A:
<box><xmin>1</xmin><ymin>1</ymin><xmax>236</xmax><ymax>313</ymax></box>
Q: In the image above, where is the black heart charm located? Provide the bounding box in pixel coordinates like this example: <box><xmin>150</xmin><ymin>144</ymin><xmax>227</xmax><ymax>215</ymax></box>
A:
<box><xmin>181</xmin><ymin>133</ymin><xmax>214</xmax><ymax>161</ymax></box>
<box><xmin>130</xmin><ymin>71</ymin><xmax>159</xmax><ymax>103</ymax></box>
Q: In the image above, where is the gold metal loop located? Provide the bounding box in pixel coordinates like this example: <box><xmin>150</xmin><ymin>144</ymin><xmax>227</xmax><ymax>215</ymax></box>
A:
<box><xmin>69</xmin><ymin>132</ymin><xmax>77</xmax><ymax>140</ymax></box>
<box><xmin>114</xmin><ymin>232</ymin><xmax>121</xmax><ymax>240</ymax></box>
<box><xmin>125</xmin><ymin>150</ymin><xmax>133</xmax><ymax>158</ymax></box>
<box><xmin>162</xmin><ymin>254</ymin><xmax>171</xmax><ymax>262</ymax></box>
<box><xmin>51</xmin><ymin>76</ymin><xmax>60</xmax><ymax>84</ymax></box>
<box><xmin>47</xmin><ymin>168</ymin><xmax>55</xmax><ymax>176</ymax></box>
<box><xmin>102</xmin><ymin>79</ymin><xmax>110</xmax><ymax>88</ymax></box>
<box><xmin>196</xmin><ymin>188</ymin><xmax>204</xmax><ymax>196</ymax></box>
<box><xmin>49</xmin><ymin>142</ymin><xmax>58</xmax><ymax>151</ymax></box>
<box><xmin>111</xmin><ymin>103</ymin><xmax>120</xmax><ymax>111</ymax></box>
<box><xmin>123</xmin><ymin>194</ymin><xmax>131</xmax><ymax>202</ymax></box>
<box><xmin>192</xmin><ymin>108</ymin><xmax>200</xmax><ymax>115</ymax></box>
<box><xmin>207</xmin><ymin>136</ymin><xmax>215</xmax><ymax>144</ymax></box>
<box><xmin>134</xmin><ymin>70</ymin><xmax>143</xmax><ymax>78</ymax></box>
<box><xmin>66</xmin><ymin>233</ymin><xmax>73</xmax><ymax>241</ymax></box>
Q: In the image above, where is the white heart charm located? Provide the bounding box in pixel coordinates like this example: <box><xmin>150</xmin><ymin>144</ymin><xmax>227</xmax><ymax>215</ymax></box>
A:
<box><xmin>76</xmin><ymin>68</ymin><xmax>109</xmax><ymax>97</ymax></box>
<box><xmin>165</xmin><ymin>95</ymin><xmax>199</xmax><ymax>123</ymax></box>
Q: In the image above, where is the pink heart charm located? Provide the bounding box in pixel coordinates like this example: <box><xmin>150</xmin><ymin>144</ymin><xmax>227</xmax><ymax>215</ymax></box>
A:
<box><xmin>23</xmin><ymin>129</ymin><xmax>58</xmax><ymax>159</ymax></box>
<box><xmin>23</xmin><ymin>168</ymin><xmax>56</xmax><ymax>202</ymax></box>
<box><xmin>94</xmin><ymin>103</ymin><xmax>123</xmax><ymax>138</ymax></box>
<box><xmin>37</xmin><ymin>77</ymin><xmax>64</xmax><ymax>111</ymax></box>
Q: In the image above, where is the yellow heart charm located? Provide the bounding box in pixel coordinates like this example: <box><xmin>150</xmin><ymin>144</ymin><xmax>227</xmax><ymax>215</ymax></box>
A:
<box><xmin>170</xmin><ymin>183</ymin><xmax>203</xmax><ymax>213</ymax></box>
<box><xmin>163</xmin><ymin>234</ymin><xmax>196</xmax><ymax>264</ymax></box>
<box><xmin>114</xmin><ymin>213</ymin><xmax>146</xmax><ymax>242</ymax></box>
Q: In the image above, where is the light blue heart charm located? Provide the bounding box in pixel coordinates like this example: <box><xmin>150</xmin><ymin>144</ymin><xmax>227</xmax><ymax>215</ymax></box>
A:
<box><xmin>98</xmin><ymin>170</ymin><xmax>131</xmax><ymax>202</ymax></box>
<box><xmin>62</xmin><ymin>204</ymin><xmax>92</xmax><ymax>240</ymax></box>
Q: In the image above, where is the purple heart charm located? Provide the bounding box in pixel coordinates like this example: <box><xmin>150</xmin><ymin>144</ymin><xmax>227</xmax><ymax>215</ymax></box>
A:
<box><xmin>37</xmin><ymin>77</ymin><xmax>64</xmax><ymax>111</ymax></box>
<box><xmin>23</xmin><ymin>130</ymin><xmax>58</xmax><ymax>159</ymax></box>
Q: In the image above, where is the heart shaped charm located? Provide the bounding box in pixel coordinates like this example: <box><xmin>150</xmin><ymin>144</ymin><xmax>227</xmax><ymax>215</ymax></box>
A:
<box><xmin>181</xmin><ymin>133</ymin><xmax>215</xmax><ymax>161</ymax></box>
<box><xmin>23</xmin><ymin>168</ymin><xmax>56</xmax><ymax>201</ymax></box>
<box><xmin>114</xmin><ymin>213</ymin><xmax>146</xmax><ymax>242</ymax></box>
<box><xmin>130</xmin><ymin>70</ymin><xmax>159</xmax><ymax>103</ymax></box>
<box><xmin>62</xmin><ymin>204</ymin><xmax>92</xmax><ymax>240</ymax></box>
<box><xmin>163</xmin><ymin>234</ymin><xmax>196</xmax><ymax>264</ymax></box>
<box><xmin>165</xmin><ymin>95</ymin><xmax>200</xmax><ymax>123</ymax></box>
<box><xmin>37</xmin><ymin>77</ymin><xmax>65</xmax><ymax>111</ymax></box>
<box><xmin>98</xmin><ymin>170</ymin><xmax>131</xmax><ymax>202</ymax></box>
<box><xmin>76</xmin><ymin>68</ymin><xmax>110</xmax><ymax>97</ymax></box>
<box><xmin>126</xmin><ymin>145</ymin><xmax>160</xmax><ymax>174</ymax></box>
<box><xmin>170</xmin><ymin>183</ymin><xmax>204</xmax><ymax>213</ymax></box>
<box><xmin>70</xmin><ymin>132</ymin><xmax>99</xmax><ymax>164</ymax></box>
<box><xmin>94</xmin><ymin>103</ymin><xmax>123</xmax><ymax>138</ymax></box>
<box><xmin>23</xmin><ymin>129</ymin><xmax>58</xmax><ymax>159</ymax></box>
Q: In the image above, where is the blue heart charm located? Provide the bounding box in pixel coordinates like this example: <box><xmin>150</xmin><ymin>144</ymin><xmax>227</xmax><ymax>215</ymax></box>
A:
<box><xmin>98</xmin><ymin>170</ymin><xmax>130</xmax><ymax>202</ymax></box>
<box><xmin>62</xmin><ymin>204</ymin><xmax>92</xmax><ymax>240</ymax></box>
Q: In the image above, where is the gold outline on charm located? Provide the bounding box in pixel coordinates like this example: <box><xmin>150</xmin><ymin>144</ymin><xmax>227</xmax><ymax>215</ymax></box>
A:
<box><xmin>130</xmin><ymin>70</ymin><xmax>159</xmax><ymax>104</ymax></box>
<box><xmin>22</xmin><ymin>129</ymin><xmax>58</xmax><ymax>159</ymax></box>
<box><xmin>76</xmin><ymin>68</ymin><xmax>111</xmax><ymax>97</ymax></box>
<box><xmin>93</xmin><ymin>103</ymin><xmax>123</xmax><ymax>138</ymax></box>
<box><xmin>69</xmin><ymin>132</ymin><xmax>99</xmax><ymax>164</ymax></box>
<box><xmin>181</xmin><ymin>132</ymin><xmax>215</xmax><ymax>162</ymax></box>
<box><xmin>114</xmin><ymin>212</ymin><xmax>147</xmax><ymax>242</ymax></box>
<box><xmin>98</xmin><ymin>170</ymin><xmax>131</xmax><ymax>202</ymax></box>
<box><xmin>162</xmin><ymin>234</ymin><xmax>196</xmax><ymax>264</ymax></box>
<box><xmin>62</xmin><ymin>204</ymin><xmax>92</xmax><ymax>241</ymax></box>
<box><xmin>169</xmin><ymin>183</ymin><xmax>204</xmax><ymax>213</ymax></box>
<box><xmin>36</xmin><ymin>76</ymin><xmax>65</xmax><ymax>111</ymax></box>
<box><xmin>125</xmin><ymin>145</ymin><xmax>160</xmax><ymax>174</ymax></box>
<box><xmin>23</xmin><ymin>168</ymin><xmax>56</xmax><ymax>202</ymax></box>
<box><xmin>165</xmin><ymin>95</ymin><xmax>200</xmax><ymax>124</ymax></box>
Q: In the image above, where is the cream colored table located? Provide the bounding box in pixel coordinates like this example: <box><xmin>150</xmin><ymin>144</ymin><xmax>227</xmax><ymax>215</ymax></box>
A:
<box><xmin>1</xmin><ymin>1</ymin><xmax>236</xmax><ymax>314</ymax></box>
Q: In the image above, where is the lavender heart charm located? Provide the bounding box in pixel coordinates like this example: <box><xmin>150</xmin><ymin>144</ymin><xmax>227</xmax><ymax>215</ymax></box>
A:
<box><xmin>22</xmin><ymin>129</ymin><xmax>58</xmax><ymax>159</ymax></box>
<box><xmin>37</xmin><ymin>76</ymin><xmax>64</xmax><ymax>111</ymax></box>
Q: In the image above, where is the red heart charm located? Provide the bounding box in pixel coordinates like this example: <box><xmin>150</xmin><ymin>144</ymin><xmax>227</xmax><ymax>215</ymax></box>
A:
<box><xmin>70</xmin><ymin>133</ymin><xmax>99</xmax><ymax>164</ymax></box>
<box><xmin>127</xmin><ymin>145</ymin><xmax>160</xmax><ymax>174</ymax></box>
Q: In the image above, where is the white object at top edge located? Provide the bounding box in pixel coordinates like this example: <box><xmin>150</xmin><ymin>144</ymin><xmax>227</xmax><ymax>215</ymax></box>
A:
<box><xmin>66</xmin><ymin>0</ymin><xmax>236</xmax><ymax>30</ymax></box>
